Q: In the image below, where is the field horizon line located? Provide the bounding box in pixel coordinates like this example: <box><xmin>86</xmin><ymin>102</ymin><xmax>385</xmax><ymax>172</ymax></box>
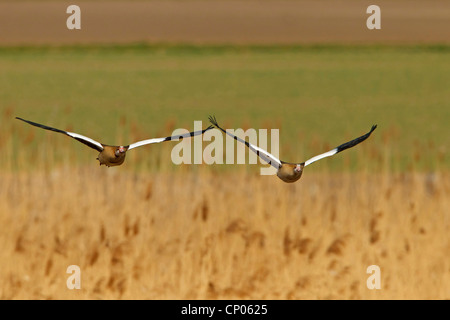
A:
<box><xmin>0</xmin><ymin>42</ymin><xmax>449</xmax><ymax>54</ymax></box>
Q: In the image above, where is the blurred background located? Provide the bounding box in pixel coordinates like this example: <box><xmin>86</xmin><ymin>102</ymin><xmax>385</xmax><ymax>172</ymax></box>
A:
<box><xmin>0</xmin><ymin>0</ymin><xmax>449</xmax><ymax>299</ymax></box>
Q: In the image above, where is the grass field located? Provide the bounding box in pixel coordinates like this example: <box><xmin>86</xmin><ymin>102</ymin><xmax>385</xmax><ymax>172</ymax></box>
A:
<box><xmin>0</xmin><ymin>45</ymin><xmax>449</xmax><ymax>299</ymax></box>
<box><xmin>2</xmin><ymin>45</ymin><xmax>449</xmax><ymax>171</ymax></box>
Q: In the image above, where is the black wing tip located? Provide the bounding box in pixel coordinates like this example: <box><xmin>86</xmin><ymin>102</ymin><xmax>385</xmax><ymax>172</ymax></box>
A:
<box><xmin>15</xmin><ymin>116</ymin><xmax>42</xmax><ymax>128</ymax></box>
<box><xmin>370</xmin><ymin>124</ymin><xmax>377</xmax><ymax>133</ymax></box>
<box><xmin>208</xmin><ymin>115</ymin><xmax>219</xmax><ymax>128</ymax></box>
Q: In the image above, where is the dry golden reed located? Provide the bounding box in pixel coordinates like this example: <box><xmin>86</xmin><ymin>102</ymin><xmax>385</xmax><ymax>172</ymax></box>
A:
<box><xmin>0</xmin><ymin>165</ymin><xmax>448</xmax><ymax>299</ymax></box>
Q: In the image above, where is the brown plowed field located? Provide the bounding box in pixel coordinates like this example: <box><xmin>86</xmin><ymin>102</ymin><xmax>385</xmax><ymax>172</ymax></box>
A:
<box><xmin>0</xmin><ymin>0</ymin><xmax>449</xmax><ymax>45</ymax></box>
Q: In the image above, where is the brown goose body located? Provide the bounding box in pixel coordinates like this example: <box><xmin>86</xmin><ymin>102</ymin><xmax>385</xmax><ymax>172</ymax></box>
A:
<box><xmin>277</xmin><ymin>163</ymin><xmax>305</xmax><ymax>183</ymax></box>
<box><xmin>97</xmin><ymin>145</ymin><xmax>129</xmax><ymax>167</ymax></box>
<box><xmin>16</xmin><ymin>117</ymin><xmax>212</xmax><ymax>167</ymax></box>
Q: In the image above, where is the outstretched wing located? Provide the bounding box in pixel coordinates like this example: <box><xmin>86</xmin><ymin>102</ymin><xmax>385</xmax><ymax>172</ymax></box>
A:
<box><xmin>208</xmin><ymin>115</ymin><xmax>282</xmax><ymax>169</ymax></box>
<box><xmin>127</xmin><ymin>125</ymin><xmax>214</xmax><ymax>151</ymax></box>
<box><xmin>304</xmin><ymin>125</ymin><xmax>377</xmax><ymax>167</ymax></box>
<box><xmin>16</xmin><ymin>117</ymin><xmax>104</xmax><ymax>152</ymax></box>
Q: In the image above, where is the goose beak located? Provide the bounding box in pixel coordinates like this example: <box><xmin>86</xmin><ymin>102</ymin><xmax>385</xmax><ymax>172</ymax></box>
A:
<box><xmin>115</xmin><ymin>146</ymin><xmax>126</xmax><ymax>157</ymax></box>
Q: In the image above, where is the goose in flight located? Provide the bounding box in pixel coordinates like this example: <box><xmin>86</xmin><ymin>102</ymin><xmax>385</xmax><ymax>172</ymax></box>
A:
<box><xmin>209</xmin><ymin>116</ymin><xmax>377</xmax><ymax>183</ymax></box>
<box><xmin>16</xmin><ymin>117</ymin><xmax>213</xmax><ymax>167</ymax></box>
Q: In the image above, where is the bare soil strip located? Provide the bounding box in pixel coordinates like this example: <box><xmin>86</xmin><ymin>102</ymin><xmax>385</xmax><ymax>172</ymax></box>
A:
<box><xmin>0</xmin><ymin>0</ymin><xmax>449</xmax><ymax>45</ymax></box>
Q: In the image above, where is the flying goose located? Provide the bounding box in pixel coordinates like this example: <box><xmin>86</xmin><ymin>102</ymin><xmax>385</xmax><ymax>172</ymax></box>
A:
<box><xmin>16</xmin><ymin>117</ymin><xmax>213</xmax><ymax>167</ymax></box>
<box><xmin>209</xmin><ymin>116</ymin><xmax>377</xmax><ymax>183</ymax></box>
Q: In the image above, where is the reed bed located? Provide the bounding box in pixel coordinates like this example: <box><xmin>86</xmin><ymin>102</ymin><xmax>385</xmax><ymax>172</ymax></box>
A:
<box><xmin>0</xmin><ymin>164</ymin><xmax>448</xmax><ymax>299</ymax></box>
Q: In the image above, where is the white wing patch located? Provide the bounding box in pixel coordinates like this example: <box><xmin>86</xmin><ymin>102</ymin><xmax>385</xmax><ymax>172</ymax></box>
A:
<box><xmin>304</xmin><ymin>148</ymin><xmax>338</xmax><ymax>167</ymax></box>
<box><xmin>66</xmin><ymin>132</ymin><xmax>104</xmax><ymax>151</ymax></box>
<box><xmin>249</xmin><ymin>143</ymin><xmax>282</xmax><ymax>169</ymax></box>
<box><xmin>127</xmin><ymin>129</ymin><xmax>209</xmax><ymax>151</ymax></box>
<box><xmin>224</xmin><ymin>130</ymin><xmax>282</xmax><ymax>169</ymax></box>
<box><xmin>127</xmin><ymin>137</ymin><xmax>168</xmax><ymax>150</ymax></box>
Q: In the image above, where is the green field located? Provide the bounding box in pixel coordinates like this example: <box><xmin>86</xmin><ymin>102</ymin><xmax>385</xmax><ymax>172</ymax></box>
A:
<box><xmin>1</xmin><ymin>45</ymin><xmax>449</xmax><ymax>171</ymax></box>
